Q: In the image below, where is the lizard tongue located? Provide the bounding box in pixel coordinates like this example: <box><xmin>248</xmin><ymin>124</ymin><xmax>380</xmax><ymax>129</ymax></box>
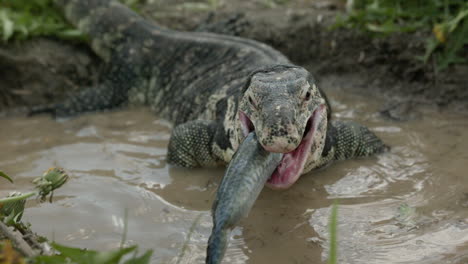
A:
<box><xmin>266</xmin><ymin>105</ymin><xmax>324</xmax><ymax>189</ymax></box>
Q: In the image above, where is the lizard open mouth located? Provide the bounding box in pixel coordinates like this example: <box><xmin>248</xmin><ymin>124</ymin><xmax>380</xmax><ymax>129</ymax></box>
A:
<box><xmin>239</xmin><ymin>105</ymin><xmax>325</xmax><ymax>189</ymax></box>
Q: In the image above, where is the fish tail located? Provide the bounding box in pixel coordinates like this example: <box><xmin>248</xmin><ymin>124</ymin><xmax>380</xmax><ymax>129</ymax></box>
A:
<box><xmin>206</xmin><ymin>225</ymin><xmax>229</xmax><ymax>264</ymax></box>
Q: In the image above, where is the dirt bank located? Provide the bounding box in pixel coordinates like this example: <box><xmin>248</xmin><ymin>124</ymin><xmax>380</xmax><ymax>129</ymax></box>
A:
<box><xmin>0</xmin><ymin>0</ymin><xmax>467</xmax><ymax>115</ymax></box>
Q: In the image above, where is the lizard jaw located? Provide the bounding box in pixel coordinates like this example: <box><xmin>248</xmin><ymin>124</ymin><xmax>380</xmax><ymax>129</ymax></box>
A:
<box><xmin>239</xmin><ymin>105</ymin><xmax>325</xmax><ymax>189</ymax></box>
<box><xmin>239</xmin><ymin>111</ymin><xmax>255</xmax><ymax>137</ymax></box>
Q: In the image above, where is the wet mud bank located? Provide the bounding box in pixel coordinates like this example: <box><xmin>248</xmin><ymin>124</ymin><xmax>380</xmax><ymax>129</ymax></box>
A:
<box><xmin>0</xmin><ymin>2</ymin><xmax>467</xmax><ymax>114</ymax></box>
<box><xmin>0</xmin><ymin>39</ymin><xmax>101</xmax><ymax>112</ymax></box>
<box><xmin>197</xmin><ymin>9</ymin><xmax>468</xmax><ymax>111</ymax></box>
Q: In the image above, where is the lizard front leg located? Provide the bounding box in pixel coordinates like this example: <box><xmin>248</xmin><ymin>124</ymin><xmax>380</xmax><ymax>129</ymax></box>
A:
<box><xmin>167</xmin><ymin>120</ymin><xmax>225</xmax><ymax>168</ymax></box>
<box><xmin>321</xmin><ymin>120</ymin><xmax>388</xmax><ymax>165</ymax></box>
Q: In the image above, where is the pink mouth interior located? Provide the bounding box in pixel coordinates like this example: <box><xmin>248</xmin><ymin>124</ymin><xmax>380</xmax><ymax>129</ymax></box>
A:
<box><xmin>239</xmin><ymin>105</ymin><xmax>324</xmax><ymax>189</ymax></box>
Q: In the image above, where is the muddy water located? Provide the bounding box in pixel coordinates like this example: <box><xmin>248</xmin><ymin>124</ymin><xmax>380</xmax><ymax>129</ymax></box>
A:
<box><xmin>1</xmin><ymin>85</ymin><xmax>467</xmax><ymax>263</ymax></box>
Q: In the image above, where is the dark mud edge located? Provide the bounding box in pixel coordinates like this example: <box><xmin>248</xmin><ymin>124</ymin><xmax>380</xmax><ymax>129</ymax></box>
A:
<box><xmin>0</xmin><ymin>3</ymin><xmax>467</xmax><ymax>117</ymax></box>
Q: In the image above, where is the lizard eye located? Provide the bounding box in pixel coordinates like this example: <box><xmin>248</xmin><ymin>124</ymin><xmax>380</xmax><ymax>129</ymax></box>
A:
<box><xmin>304</xmin><ymin>91</ymin><xmax>311</xmax><ymax>101</ymax></box>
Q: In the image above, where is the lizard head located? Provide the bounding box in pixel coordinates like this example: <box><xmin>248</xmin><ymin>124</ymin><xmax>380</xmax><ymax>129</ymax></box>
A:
<box><xmin>237</xmin><ymin>65</ymin><xmax>329</xmax><ymax>189</ymax></box>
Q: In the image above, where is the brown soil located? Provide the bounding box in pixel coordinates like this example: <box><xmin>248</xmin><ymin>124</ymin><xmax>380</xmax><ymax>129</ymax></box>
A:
<box><xmin>0</xmin><ymin>0</ymin><xmax>467</xmax><ymax>115</ymax></box>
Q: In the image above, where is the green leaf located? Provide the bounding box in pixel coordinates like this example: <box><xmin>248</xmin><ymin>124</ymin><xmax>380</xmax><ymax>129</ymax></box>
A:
<box><xmin>34</xmin><ymin>255</ymin><xmax>69</xmax><ymax>264</ymax></box>
<box><xmin>33</xmin><ymin>242</ymin><xmax>154</xmax><ymax>264</ymax></box>
<box><xmin>50</xmin><ymin>242</ymin><xmax>93</xmax><ymax>262</ymax></box>
<box><xmin>0</xmin><ymin>192</ymin><xmax>35</xmax><ymax>205</ymax></box>
<box><xmin>0</xmin><ymin>10</ymin><xmax>15</xmax><ymax>41</ymax></box>
<box><xmin>33</xmin><ymin>167</ymin><xmax>69</xmax><ymax>201</ymax></box>
<box><xmin>50</xmin><ymin>243</ymin><xmax>138</xmax><ymax>264</ymax></box>
<box><xmin>93</xmin><ymin>246</ymin><xmax>137</xmax><ymax>264</ymax></box>
<box><xmin>56</xmin><ymin>29</ymin><xmax>84</xmax><ymax>39</ymax></box>
<box><xmin>0</xmin><ymin>193</ymin><xmax>26</xmax><ymax>222</ymax></box>
<box><xmin>123</xmin><ymin>250</ymin><xmax>153</xmax><ymax>264</ymax></box>
<box><xmin>0</xmin><ymin>171</ymin><xmax>13</xmax><ymax>183</ymax></box>
<box><xmin>447</xmin><ymin>8</ymin><xmax>468</xmax><ymax>33</ymax></box>
<box><xmin>3</xmin><ymin>208</ymin><xmax>24</xmax><ymax>226</ymax></box>
<box><xmin>422</xmin><ymin>38</ymin><xmax>440</xmax><ymax>63</ymax></box>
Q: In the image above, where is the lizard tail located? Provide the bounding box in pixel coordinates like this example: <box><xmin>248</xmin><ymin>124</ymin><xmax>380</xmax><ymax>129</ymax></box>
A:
<box><xmin>54</xmin><ymin>0</ymin><xmax>160</xmax><ymax>60</ymax></box>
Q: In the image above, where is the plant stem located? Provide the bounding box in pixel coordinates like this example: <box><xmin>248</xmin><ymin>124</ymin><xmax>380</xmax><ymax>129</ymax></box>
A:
<box><xmin>328</xmin><ymin>201</ymin><xmax>338</xmax><ymax>264</ymax></box>
<box><xmin>0</xmin><ymin>192</ymin><xmax>35</xmax><ymax>204</ymax></box>
<box><xmin>0</xmin><ymin>221</ymin><xmax>37</xmax><ymax>258</ymax></box>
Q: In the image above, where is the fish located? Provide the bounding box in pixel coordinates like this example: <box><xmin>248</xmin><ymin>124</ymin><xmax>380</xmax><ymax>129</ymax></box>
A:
<box><xmin>206</xmin><ymin>132</ymin><xmax>283</xmax><ymax>264</ymax></box>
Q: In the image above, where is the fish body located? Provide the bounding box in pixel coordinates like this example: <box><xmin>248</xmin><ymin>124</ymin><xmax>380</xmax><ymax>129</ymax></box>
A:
<box><xmin>206</xmin><ymin>132</ymin><xmax>283</xmax><ymax>264</ymax></box>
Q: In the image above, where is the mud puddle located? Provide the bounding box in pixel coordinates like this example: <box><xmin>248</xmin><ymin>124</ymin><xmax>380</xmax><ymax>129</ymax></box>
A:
<box><xmin>1</xmin><ymin>82</ymin><xmax>467</xmax><ymax>263</ymax></box>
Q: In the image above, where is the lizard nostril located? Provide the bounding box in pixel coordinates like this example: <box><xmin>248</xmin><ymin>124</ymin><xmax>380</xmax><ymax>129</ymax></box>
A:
<box><xmin>248</xmin><ymin>96</ymin><xmax>257</xmax><ymax>109</ymax></box>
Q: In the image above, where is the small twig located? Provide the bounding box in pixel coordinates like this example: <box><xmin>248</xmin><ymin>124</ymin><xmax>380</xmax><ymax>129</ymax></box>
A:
<box><xmin>175</xmin><ymin>213</ymin><xmax>203</xmax><ymax>264</ymax></box>
<box><xmin>120</xmin><ymin>208</ymin><xmax>129</xmax><ymax>249</ymax></box>
<box><xmin>0</xmin><ymin>221</ymin><xmax>37</xmax><ymax>258</ymax></box>
<box><xmin>23</xmin><ymin>230</ymin><xmax>54</xmax><ymax>256</ymax></box>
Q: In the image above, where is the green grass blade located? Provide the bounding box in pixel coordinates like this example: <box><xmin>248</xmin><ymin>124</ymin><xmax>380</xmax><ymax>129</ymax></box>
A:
<box><xmin>333</xmin><ymin>0</ymin><xmax>468</xmax><ymax>69</ymax></box>
<box><xmin>328</xmin><ymin>201</ymin><xmax>338</xmax><ymax>264</ymax></box>
<box><xmin>120</xmin><ymin>208</ymin><xmax>129</xmax><ymax>249</ymax></box>
<box><xmin>0</xmin><ymin>171</ymin><xmax>13</xmax><ymax>183</ymax></box>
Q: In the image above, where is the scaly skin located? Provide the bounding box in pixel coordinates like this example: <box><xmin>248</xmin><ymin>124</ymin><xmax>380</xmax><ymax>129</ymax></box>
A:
<box><xmin>207</xmin><ymin>132</ymin><xmax>283</xmax><ymax>264</ymax></box>
<box><xmin>34</xmin><ymin>0</ymin><xmax>387</xmax><ymax>188</ymax></box>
